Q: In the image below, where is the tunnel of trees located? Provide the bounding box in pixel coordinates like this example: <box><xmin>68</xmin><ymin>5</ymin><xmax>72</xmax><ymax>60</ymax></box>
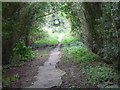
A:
<box><xmin>2</xmin><ymin>2</ymin><xmax>120</xmax><ymax>88</ymax></box>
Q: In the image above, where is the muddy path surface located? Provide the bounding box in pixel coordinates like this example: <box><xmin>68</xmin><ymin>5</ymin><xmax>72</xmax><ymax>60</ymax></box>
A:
<box><xmin>57</xmin><ymin>58</ymin><xmax>89</xmax><ymax>88</ymax></box>
<box><xmin>3</xmin><ymin>44</ymin><xmax>97</xmax><ymax>89</ymax></box>
<box><xmin>3</xmin><ymin>44</ymin><xmax>66</xmax><ymax>89</ymax></box>
<box><xmin>56</xmin><ymin>54</ymin><xmax>98</xmax><ymax>88</ymax></box>
<box><xmin>3</xmin><ymin>47</ymin><xmax>52</xmax><ymax>88</ymax></box>
<box><xmin>28</xmin><ymin>44</ymin><xmax>66</xmax><ymax>88</ymax></box>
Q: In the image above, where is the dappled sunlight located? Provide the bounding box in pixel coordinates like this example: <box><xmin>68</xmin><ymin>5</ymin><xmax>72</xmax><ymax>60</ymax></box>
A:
<box><xmin>58</xmin><ymin>34</ymin><xmax>63</xmax><ymax>43</ymax></box>
<box><xmin>42</xmin><ymin>11</ymin><xmax>72</xmax><ymax>44</ymax></box>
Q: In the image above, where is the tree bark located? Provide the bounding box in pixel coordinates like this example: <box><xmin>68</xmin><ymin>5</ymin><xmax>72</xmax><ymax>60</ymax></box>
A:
<box><xmin>83</xmin><ymin>2</ymin><xmax>103</xmax><ymax>54</ymax></box>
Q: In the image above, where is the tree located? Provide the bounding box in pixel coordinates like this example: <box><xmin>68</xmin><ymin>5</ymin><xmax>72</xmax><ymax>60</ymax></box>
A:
<box><xmin>83</xmin><ymin>2</ymin><xmax>103</xmax><ymax>53</ymax></box>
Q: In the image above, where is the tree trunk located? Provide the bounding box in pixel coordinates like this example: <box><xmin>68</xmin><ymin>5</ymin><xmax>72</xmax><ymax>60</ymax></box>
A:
<box><xmin>83</xmin><ymin>2</ymin><xmax>103</xmax><ymax>54</ymax></box>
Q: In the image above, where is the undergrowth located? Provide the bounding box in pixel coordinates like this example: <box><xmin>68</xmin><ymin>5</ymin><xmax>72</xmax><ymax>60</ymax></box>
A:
<box><xmin>61</xmin><ymin>40</ymin><xmax>119</xmax><ymax>87</ymax></box>
<box><xmin>62</xmin><ymin>41</ymin><xmax>99</xmax><ymax>63</ymax></box>
<box><xmin>3</xmin><ymin>41</ymin><xmax>34</xmax><ymax>69</ymax></box>
<box><xmin>2</xmin><ymin>74</ymin><xmax>19</xmax><ymax>87</ymax></box>
<box><xmin>33</xmin><ymin>38</ymin><xmax>58</xmax><ymax>49</ymax></box>
<box><xmin>85</xmin><ymin>65</ymin><xmax>118</xmax><ymax>86</ymax></box>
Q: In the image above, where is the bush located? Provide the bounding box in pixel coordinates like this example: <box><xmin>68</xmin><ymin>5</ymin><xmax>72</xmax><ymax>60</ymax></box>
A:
<box><xmin>2</xmin><ymin>74</ymin><xmax>19</xmax><ymax>87</ymax></box>
<box><xmin>62</xmin><ymin>45</ymin><xmax>99</xmax><ymax>63</ymax></box>
<box><xmin>81</xmin><ymin>65</ymin><xmax>119</xmax><ymax>85</ymax></box>
<box><xmin>13</xmin><ymin>41</ymin><xmax>34</xmax><ymax>61</ymax></box>
<box><xmin>61</xmin><ymin>41</ymin><xmax>119</xmax><ymax>87</ymax></box>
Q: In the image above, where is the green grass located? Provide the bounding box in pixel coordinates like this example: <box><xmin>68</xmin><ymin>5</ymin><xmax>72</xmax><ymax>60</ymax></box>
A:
<box><xmin>61</xmin><ymin>40</ymin><xmax>99</xmax><ymax>64</ymax></box>
<box><xmin>62</xmin><ymin>36</ymin><xmax>77</xmax><ymax>45</ymax></box>
<box><xmin>33</xmin><ymin>33</ymin><xmax>60</xmax><ymax>48</ymax></box>
<box><xmin>32</xmin><ymin>32</ymin><xmax>78</xmax><ymax>49</ymax></box>
<box><xmin>33</xmin><ymin>38</ymin><xmax>58</xmax><ymax>48</ymax></box>
<box><xmin>62</xmin><ymin>46</ymin><xmax>99</xmax><ymax>63</ymax></box>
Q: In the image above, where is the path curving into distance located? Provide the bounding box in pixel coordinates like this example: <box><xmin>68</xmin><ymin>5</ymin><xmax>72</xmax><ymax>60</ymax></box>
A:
<box><xmin>28</xmin><ymin>44</ymin><xmax>65</xmax><ymax>88</ymax></box>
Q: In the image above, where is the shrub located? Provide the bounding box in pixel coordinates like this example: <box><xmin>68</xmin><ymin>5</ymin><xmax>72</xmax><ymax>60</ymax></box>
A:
<box><xmin>62</xmin><ymin>45</ymin><xmax>99</xmax><ymax>63</ymax></box>
<box><xmin>81</xmin><ymin>65</ymin><xmax>119</xmax><ymax>85</ymax></box>
<box><xmin>13</xmin><ymin>41</ymin><xmax>34</xmax><ymax>61</ymax></box>
<box><xmin>2</xmin><ymin>74</ymin><xmax>19</xmax><ymax>87</ymax></box>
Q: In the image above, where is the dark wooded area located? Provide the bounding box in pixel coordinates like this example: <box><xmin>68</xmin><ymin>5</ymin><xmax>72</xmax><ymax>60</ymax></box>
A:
<box><xmin>2</xmin><ymin>2</ymin><xmax>120</xmax><ymax>88</ymax></box>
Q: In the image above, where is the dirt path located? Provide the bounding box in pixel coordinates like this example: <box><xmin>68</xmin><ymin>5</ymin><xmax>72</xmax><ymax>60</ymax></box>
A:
<box><xmin>3</xmin><ymin>48</ymin><xmax>51</xmax><ymax>88</ymax></box>
<box><xmin>56</xmin><ymin>54</ymin><xmax>97</xmax><ymax>88</ymax></box>
<box><xmin>28</xmin><ymin>44</ymin><xmax>66</xmax><ymax>88</ymax></box>
<box><xmin>57</xmin><ymin>58</ymin><xmax>89</xmax><ymax>88</ymax></box>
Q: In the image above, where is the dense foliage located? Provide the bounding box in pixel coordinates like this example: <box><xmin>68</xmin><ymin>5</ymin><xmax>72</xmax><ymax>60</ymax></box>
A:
<box><xmin>2</xmin><ymin>2</ymin><xmax>120</xmax><ymax>86</ymax></box>
<box><xmin>62</xmin><ymin>41</ymin><xmax>99</xmax><ymax>63</ymax></box>
<box><xmin>61</xmin><ymin>2</ymin><xmax>120</xmax><ymax>63</ymax></box>
<box><xmin>2</xmin><ymin>2</ymin><xmax>50</xmax><ymax>64</ymax></box>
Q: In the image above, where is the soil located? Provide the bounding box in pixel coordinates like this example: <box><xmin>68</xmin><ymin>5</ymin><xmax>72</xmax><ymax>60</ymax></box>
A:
<box><xmin>3</xmin><ymin>47</ymin><xmax>51</xmax><ymax>88</ymax></box>
<box><xmin>3</xmin><ymin>45</ymin><xmax>99</xmax><ymax>89</ymax></box>
<box><xmin>56</xmin><ymin>54</ymin><xmax>98</xmax><ymax>88</ymax></box>
<box><xmin>28</xmin><ymin>44</ymin><xmax>65</xmax><ymax>88</ymax></box>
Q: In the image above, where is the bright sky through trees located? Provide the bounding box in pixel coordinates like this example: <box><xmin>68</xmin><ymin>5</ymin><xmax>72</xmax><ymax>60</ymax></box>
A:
<box><xmin>42</xmin><ymin>11</ymin><xmax>72</xmax><ymax>41</ymax></box>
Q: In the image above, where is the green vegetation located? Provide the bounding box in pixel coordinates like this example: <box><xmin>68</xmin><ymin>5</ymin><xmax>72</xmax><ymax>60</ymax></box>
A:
<box><xmin>32</xmin><ymin>34</ymin><xmax>59</xmax><ymax>49</ymax></box>
<box><xmin>83</xmin><ymin>65</ymin><xmax>119</xmax><ymax>86</ymax></box>
<box><xmin>3</xmin><ymin>2</ymin><xmax>119</xmax><ymax>66</ymax></box>
<box><xmin>33</xmin><ymin>39</ymin><xmax>58</xmax><ymax>49</ymax></box>
<box><xmin>62</xmin><ymin>36</ymin><xmax>77</xmax><ymax>45</ymax></box>
<box><xmin>2</xmin><ymin>74</ymin><xmax>19</xmax><ymax>87</ymax></box>
<box><xmin>62</xmin><ymin>41</ymin><xmax>99</xmax><ymax>63</ymax></box>
<box><xmin>2</xmin><ymin>2</ymin><xmax>120</xmax><ymax>88</ymax></box>
<box><xmin>13</xmin><ymin>41</ymin><xmax>34</xmax><ymax>61</ymax></box>
<box><xmin>7</xmin><ymin>41</ymin><xmax>34</xmax><ymax>68</ymax></box>
<box><xmin>61</xmin><ymin>2</ymin><xmax>119</xmax><ymax>64</ymax></box>
<box><xmin>61</xmin><ymin>39</ymin><xmax>119</xmax><ymax>86</ymax></box>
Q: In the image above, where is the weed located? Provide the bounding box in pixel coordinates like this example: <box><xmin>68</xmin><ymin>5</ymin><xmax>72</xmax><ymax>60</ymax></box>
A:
<box><xmin>62</xmin><ymin>46</ymin><xmax>99</xmax><ymax>63</ymax></box>
<box><xmin>2</xmin><ymin>74</ymin><xmax>19</xmax><ymax>87</ymax></box>
<box><xmin>13</xmin><ymin>41</ymin><xmax>34</xmax><ymax>61</ymax></box>
<box><xmin>81</xmin><ymin>64</ymin><xmax>119</xmax><ymax>86</ymax></box>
